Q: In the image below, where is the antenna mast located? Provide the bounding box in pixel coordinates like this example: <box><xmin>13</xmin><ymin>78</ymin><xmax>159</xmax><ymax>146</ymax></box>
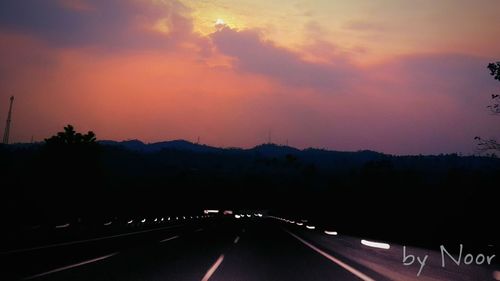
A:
<box><xmin>2</xmin><ymin>96</ymin><xmax>14</xmax><ymax>144</ymax></box>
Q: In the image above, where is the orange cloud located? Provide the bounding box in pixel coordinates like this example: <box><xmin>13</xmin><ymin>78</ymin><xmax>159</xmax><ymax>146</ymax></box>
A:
<box><xmin>1</xmin><ymin>0</ymin><xmax>499</xmax><ymax>155</ymax></box>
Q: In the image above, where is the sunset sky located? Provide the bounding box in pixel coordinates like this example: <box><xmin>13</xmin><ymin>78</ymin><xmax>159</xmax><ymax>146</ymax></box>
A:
<box><xmin>1</xmin><ymin>0</ymin><xmax>499</xmax><ymax>154</ymax></box>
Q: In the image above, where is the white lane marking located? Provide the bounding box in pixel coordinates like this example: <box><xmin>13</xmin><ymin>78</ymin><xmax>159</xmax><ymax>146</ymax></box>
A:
<box><xmin>361</xmin><ymin>240</ymin><xmax>390</xmax><ymax>250</ymax></box>
<box><xmin>286</xmin><ymin>230</ymin><xmax>375</xmax><ymax>281</ymax></box>
<box><xmin>1</xmin><ymin>224</ymin><xmax>186</xmax><ymax>255</ymax></box>
<box><xmin>195</xmin><ymin>228</ymin><xmax>204</xmax><ymax>232</ymax></box>
<box><xmin>233</xmin><ymin>236</ymin><xmax>240</xmax><ymax>244</ymax></box>
<box><xmin>160</xmin><ymin>235</ymin><xmax>180</xmax><ymax>243</ymax></box>
<box><xmin>23</xmin><ymin>252</ymin><xmax>119</xmax><ymax>280</ymax></box>
<box><xmin>55</xmin><ymin>223</ymin><xmax>70</xmax><ymax>229</ymax></box>
<box><xmin>324</xmin><ymin>231</ymin><xmax>338</xmax><ymax>236</ymax></box>
<box><xmin>201</xmin><ymin>254</ymin><xmax>224</xmax><ymax>281</ymax></box>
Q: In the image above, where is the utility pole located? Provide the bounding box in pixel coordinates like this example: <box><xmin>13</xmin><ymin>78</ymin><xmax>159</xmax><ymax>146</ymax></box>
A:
<box><xmin>2</xmin><ymin>96</ymin><xmax>14</xmax><ymax>144</ymax></box>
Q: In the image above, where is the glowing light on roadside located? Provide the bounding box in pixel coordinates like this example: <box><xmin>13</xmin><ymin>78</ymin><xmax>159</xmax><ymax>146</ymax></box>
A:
<box><xmin>361</xmin><ymin>239</ymin><xmax>391</xmax><ymax>250</ymax></box>
<box><xmin>127</xmin><ymin>220</ymin><xmax>133</xmax><ymax>224</ymax></box>
<box><xmin>246</xmin><ymin>214</ymin><xmax>251</xmax><ymax>217</ymax></box>
<box><xmin>257</xmin><ymin>213</ymin><xmax>263</xmax><ymax>217</ymax></box>
<box><xmin>104</xmin><ymin>221</ymin><xmax>112</xmax><ymax>226</ymax></box>
<box><xmin>324</xmin><ymin>231</ymin><xmax>338</xmax><ymax>236</ymax></box>
<box><xmin>204</xmin><ymin>210</ymin><xmax>219</xmax><ymax>214</ymax></box>
<box><xmin>289</xmin><ymin>221</ymin><xmax>295</xmax><ymax>224</ymax></box>
<box><xmin>296</xmin><ymin>222</ymin><xmax>303</xmax><ymax>226</ymax></box>
<box><xmin>141</xmin><ymin>219</ymin><xmax>146</xmax><ymax>223</ymax></box>
<box><xmin>161</xmin><ymin>218</ymin><xmax>164</xmax><ymax>222</ymax></box>
<box><xmin>306</xmin><ymin>225</ymin><xmax>315</xmax><ymax>230</ymax></box>
<box><xmin>154</xmin><ymin>218</ymin><xmax>158</xmax><ymax>222</ymax></box>
<box><xmin>235</xmin><ymin>214</ymin><xmax>241</xmax><ymax>219</ymax></box>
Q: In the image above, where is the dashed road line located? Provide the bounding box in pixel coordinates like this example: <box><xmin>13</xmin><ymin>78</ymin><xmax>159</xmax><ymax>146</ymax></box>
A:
<box><xmin>160</xmin><ymin>235</ymin><xmax>180</xmax><ymax>243</ymax></box>
<box><xmin>201</xmin><ymin>254</ymin><xmax>224</xmax><ymax>281</ymax></box>
<box><xmin>23</xmin><ymin>252</ymin><xmax>119</xmax><ymax>280</ymax></box>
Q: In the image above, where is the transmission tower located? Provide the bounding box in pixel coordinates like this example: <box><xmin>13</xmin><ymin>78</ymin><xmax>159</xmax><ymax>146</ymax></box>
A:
<box><xmin>2</xmin><ymin>96</ymin><xmax>14</xmax><ymax>144</ymax></box>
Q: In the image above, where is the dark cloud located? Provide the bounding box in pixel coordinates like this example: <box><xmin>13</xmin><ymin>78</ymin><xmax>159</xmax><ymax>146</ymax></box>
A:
<box><xmin>211</xmin><ymin>25</ymin><xmax>495</xmax><ymax>104</ymax></box>
<box><xmin>210</xmin><ymin>27</ymin><xmax>360</xmax><ymax>93</ymax></box>
<box><xmin>0</xmin><ymin>0</ymin><xmax>195</xmax><ymax>50</ymax></box>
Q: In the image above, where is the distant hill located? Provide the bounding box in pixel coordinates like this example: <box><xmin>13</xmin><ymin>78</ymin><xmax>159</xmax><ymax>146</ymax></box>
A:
<box><xmin>99</xmin><ymin>139</ymin><xmax>221</xmax><ymax>153</ymax></box>
<box><xmin>7</xmin><ymin>139</ymin><xmax>498</xmax><ymax>170</ymax></box>
<box><xmin>99</xmin><ymin>139</ymin><xmax>379</xmax><ymax>154</ymax></box>
<box><xmin>95</xmin><ymin>140</ymin><xmax>389</xmax><ymax>167</ymax></box>
<box><xmin>250</xmin><ymin>143</ymin><xmax>301</xmax><ymax>156</ymax></box>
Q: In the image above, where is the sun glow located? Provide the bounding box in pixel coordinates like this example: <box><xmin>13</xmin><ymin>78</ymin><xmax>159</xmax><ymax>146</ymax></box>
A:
<box><xmin>215</xmin><ymin>18</ymin><xmax>225</xmax><ymax>26</ymax></box>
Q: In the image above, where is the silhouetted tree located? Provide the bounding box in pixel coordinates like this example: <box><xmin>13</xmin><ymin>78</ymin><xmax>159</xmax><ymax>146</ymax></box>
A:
<box><xmin>487</xmin><ymin>62</ymin><xmax>500</xmax><ymax>114</ymax></box>
<box><xmin>488</xmin><ymin>62</ymin><xmax>500</xmax><ymax>80</ymax></box>
<box><xmin>475</xmin><ymin>62</ymin><xmax>500</xmax><ymax>153</ymax></box>
<box><xmin>45</xmin><ymin>124</ymin><xmax>96</xmax><ymax>146</ymax></box>
<box><xmin>40</xmin><ymin>125</ymin><xmax>101</xmax><ymax>218</ymax></box>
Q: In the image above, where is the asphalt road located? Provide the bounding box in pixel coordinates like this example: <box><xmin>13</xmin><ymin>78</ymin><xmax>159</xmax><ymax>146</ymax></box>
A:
<box><xmin>1</xmin><ymin>216</ymin><xmax>498</xmax><ymax>281</ymax></box>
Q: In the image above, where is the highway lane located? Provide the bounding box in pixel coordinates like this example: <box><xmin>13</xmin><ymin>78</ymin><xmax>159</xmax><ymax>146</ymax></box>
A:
<box><xmin>25</xmin><ymin>224</ymin><xmax>234</xmax><ymax>281</ymax></box>
<box><xmin>1</xmin><ymin>216</ymin><xmax>499</xmax><ymax>281</ymax></box>
<box><xmin>1</xmin><ymin>218</ymin><xmax>222</xmax><ymax>280</ymax></box>
<box><xmin>209</xmin><ymin>220</ymin><xmax>385</xmax><ymax>281</ymax></box>
<box><xmin>276</xmin><ymin>217</ymin><xmax>499</xmax><ymax>281</ymax></box>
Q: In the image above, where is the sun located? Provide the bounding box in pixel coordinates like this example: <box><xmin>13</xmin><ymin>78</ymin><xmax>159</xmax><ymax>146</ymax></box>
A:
<box><xmin>215</xmin><ymin>18</ymin><xmax>225</xmax><ymax>26</ymax></box>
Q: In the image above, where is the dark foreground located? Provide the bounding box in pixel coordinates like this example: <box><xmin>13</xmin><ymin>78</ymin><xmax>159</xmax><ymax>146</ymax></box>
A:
<box><xmin>1</xmin><ymin>216</ymin><xmax>498</xmax><ymax>281</ymax></box>
<box><xmin>3</xmin><ymin>142</ymin><xmax>500</xmax><ymax>248</ymax></box>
